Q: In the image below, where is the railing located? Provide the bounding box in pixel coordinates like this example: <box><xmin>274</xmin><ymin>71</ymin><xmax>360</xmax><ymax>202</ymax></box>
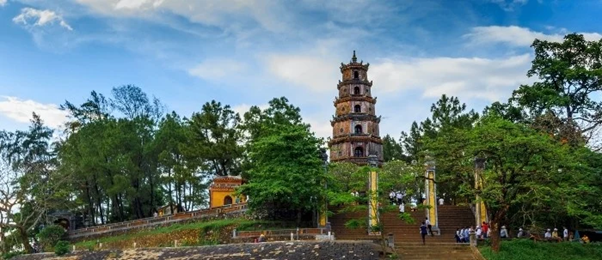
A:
<box><xmin>235</xmin><ymin>228</ymin><xmax>324</xmax><ymax>238</ymax></box>
<box><xmin>68</xmin><ymin>203</ymin><xmax>248</xmax><ymax>238</ymax></box>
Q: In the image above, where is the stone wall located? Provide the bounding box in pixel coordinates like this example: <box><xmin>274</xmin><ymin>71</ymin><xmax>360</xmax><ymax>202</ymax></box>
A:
<box><xmin>14</xmin><ymin>241</ymin><xmax>380</xmax><ymax>260</ymax></box>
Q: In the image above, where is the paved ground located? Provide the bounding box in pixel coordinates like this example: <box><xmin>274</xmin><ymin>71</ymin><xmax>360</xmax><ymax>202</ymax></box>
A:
<box><xmin>13</xmin><ymin>241</ymin><xmax>380</xmax><ymax>260</ymax></box>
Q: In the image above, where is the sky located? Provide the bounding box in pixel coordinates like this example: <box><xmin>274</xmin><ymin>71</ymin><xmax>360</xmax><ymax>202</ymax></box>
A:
<box><xmin>1</xmin><ymin>0</ymin><xmax>602</xmax><ymax>140</ymax></box>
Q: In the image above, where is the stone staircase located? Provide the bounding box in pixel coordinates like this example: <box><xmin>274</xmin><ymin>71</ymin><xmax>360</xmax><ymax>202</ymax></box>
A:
<box><xmin>330</xmin><ymin>205</ymin><xmax>478</xmax><ymax>259</ymax></box>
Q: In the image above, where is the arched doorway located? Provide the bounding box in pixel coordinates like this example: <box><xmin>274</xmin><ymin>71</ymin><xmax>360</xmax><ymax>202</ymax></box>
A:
<box><xmin>223</xmin><ymin>196</ymin><xmax>233</xmax><ymax>205</ymax></box>
<box><xmin>354</xmin><ymin>147</ymin><xmax>364</xmax><ymax>157</ymax></box>
<box><xmin>355</xmin><ymin>125</ymin><xmax>362</xmax><ymax>134</ymax></box>
<box><xmin>354</xmin><ymin>105</ymin><xmax>361</xmax><ymax>113</ymax></box>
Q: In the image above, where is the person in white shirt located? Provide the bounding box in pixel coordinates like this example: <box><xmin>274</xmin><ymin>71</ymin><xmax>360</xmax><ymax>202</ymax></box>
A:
<box><xmin>396</xmin><ymin>192</ymin><xmax>403</xmax><ymax>205</ymax></box>
<box><xmin>399</xmin><ymin>202</ymin><xmax>405</xmax><ymax>213</ymax></box>
<box><xmin>425</xmin><ymin>218</ymin><xmax>433</xmax><ymax>236</ymax></box>
<box><xmin>475</xmin><ymin>227</ymin><xmax>482</xmax><ymax>239</ymax></box>
<box><xmin>544</xmin><ymin>229</ymin><xmax>552</xmax><ymax>239</ymax></box>
<box><xmin>389</xmin><ymin>191</ymin><xmax>396</xmax><ymax>204</ymax></box>
<box><xmin>500</xmin><ymin>226</ymin><xmax>508</xmax><ymax>238</ymax></box>
<box><xmin>438</xmin><ymin>198</ymin><xmax>444</xmax><ymax>205</ymax></box>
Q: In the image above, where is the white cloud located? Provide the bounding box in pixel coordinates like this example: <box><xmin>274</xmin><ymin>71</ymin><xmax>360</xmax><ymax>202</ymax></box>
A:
<box><xmin>264</xmin><ymin>54</ymin><xmax>340</xmax><ymax>94</ymax></box>
<box><xmin>0</xmin><ymin>0</ymin><xmax>7</xmax><ymax>7</ymax></box>
<box><xmin>465</xmin><ymin>26</ymin><xmax>602</xmax><ymax>47</ymax></box>
<box><xmin>0</xmin><ymin>96</ymin><xmax>69</xmax><ymax>129</ymax></box>
<box><xmin>489</xmin><ymin>0</ymin><xmax>528</xmax><ymax>11</ymax></box>
<box><xmin>76</xmin><ymin>0</ymin><xmax>288</xmax><ymax>33</ymax></box>
<box><xmin>188</xmin><ymin>59</ymin><xmax>247</xmax><ymax>81</ymax></box>
<box><xmin>231</xmin><ymin>103</ymin><xmax>268</xmax><ymax>117</ymax></box>
<box><xmin>13</xmin><ymin>8</ymin><xmax>73</xmax><ymax>31</ymax></box>
<box><xmin>370</xmin><ymin>54</ymin><xmax>533</xmax><ymax>102</ymax></box>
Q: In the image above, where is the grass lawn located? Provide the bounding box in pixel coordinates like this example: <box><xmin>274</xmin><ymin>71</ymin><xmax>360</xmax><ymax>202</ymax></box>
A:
<box><xmin>480</xmin><ymin>239</ymin><xmax>602</xmax><ymax>260</ymax></box>
<box><xmin>74</xmin><ymin>218</ymin><xmax>267</xmax><ymax>249</ymax></box>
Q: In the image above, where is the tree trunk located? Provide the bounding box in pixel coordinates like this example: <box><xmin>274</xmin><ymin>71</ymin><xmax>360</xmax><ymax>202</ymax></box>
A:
<box><xmin>490</xmin><ymin>208</ymin><xmax>506</xmax><ymax>252</ymax></box>
<box><xmin>17</xmin><ymin>226</ymin><xmax>33</xmax><ymax>253</ymax></box>
<box><xmin>296</xmin><ymin>209</ymin><xmax>302</xmax><ymax>226</ymax></box>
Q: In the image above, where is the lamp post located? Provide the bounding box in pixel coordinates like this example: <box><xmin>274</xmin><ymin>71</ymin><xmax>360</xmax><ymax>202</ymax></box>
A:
<box><xmin>367</xmin><ymin>154</ymin><xmax>379</xmax><ymax>235</ymax></box>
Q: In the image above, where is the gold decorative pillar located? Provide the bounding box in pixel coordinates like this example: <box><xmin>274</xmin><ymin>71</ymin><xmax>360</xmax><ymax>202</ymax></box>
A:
<box><xmin>318</xmin><ymin>148</ymin><xmax>329</xmax><ymax>228</ymax></box>
<box><xmin>368</xmin><ymin>155</ymin><xmax>379</xmax><ymax>234</ymax></box>
<box><xmin>424</xmin><ymin>157</ymin><xmax>439</xmax><ymax>235</ymax></box>
<box><xmin>474</xmin><ymin>158</ymin><xmax>488</xmax><ymax>227</ymax></box>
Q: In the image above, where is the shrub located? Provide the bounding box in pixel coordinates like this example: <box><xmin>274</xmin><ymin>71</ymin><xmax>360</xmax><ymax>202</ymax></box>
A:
<box><xmin>1</xmin><ymin>251</ymin><xmax>24</xmax><ymax>260</ymax></box>
<box><xmin>37</xmin><ymin>225</ymin><xmax>66</xmax><ymax>250</ymax></box>
<box><xmin>54</xmin><ymin>241</ymin><xmax>70</xmax><ymax>256</ymax></box>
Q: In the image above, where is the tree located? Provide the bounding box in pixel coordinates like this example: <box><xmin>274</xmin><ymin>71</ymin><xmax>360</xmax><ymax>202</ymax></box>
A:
<box><xmin>0</xmin><ymin>114</ymin><xmax>68</xmax><ymax>253</ymax></box>
<box><xmin>382</xmin><ymin>135</ymin><xmax>404</xmax><ymax>162</ymax></box>
<box><xmin>513</xmin><ymin>33</ymin><xmax>602</xmax><ymax>147</ymax></box>
<box><xmin>238</xmin><ymin>123</ymin><xmax>326</xmax><ymax>225</ymax></box>
<box><xmin>238</xmin><ymin>97</ymin><xmax>325</xmax><ymax>224</ymax></box>
<box><xmin>426</xmin><ymin>116</ymin><xmax>580</xmax><ymax>252</ymax></box>
<box><xmin>184</xmin><ymin>101</ymin><xmax>243</xmax><ymax>176</ymax></box>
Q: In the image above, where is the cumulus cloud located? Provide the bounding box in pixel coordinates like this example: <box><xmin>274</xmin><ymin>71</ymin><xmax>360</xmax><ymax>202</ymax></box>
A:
<box><xmin>13</xmin><ymin>8</ymin><xmax>73</xmax><ymax>31</ymax></box>
<box><xmin>465</xmin><ymin>26</ymin><xmax>602</xmax><ymax>47</ymax></box>
<box><xmin>370</xmin><ymin>54</ymin><xmax>533</xmax><ymax>102</ymax></box>
<box><xmin>264</xmin><ymin>54</ymin><xmax>340</xmax><ymax>94</ymax></box>
<box><xmin>188</xmin><ymin>59</ymin><xmax>248</xmax><ymax>82</ymax></box>
<box><xmin>0</xmin><ymin>96</ymin><xmax>69</xmax><ymax>129</ymax></box>
<box><xmin>0</xmin><ymin>0</ymin><xmax>7</xmax><ymax>7</ymax></box>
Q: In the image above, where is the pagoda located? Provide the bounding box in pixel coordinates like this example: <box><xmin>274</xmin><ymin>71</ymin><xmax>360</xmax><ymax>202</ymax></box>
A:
<box><xmin>328</xmin><ymin>51</ymin><xmax>383</xmax><ymax>166</ymax></box>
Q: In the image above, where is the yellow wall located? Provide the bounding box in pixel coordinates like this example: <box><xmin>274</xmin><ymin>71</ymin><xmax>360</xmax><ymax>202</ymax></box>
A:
<box><xmin>210</xmin><ymin>190</ymin><xmax>246</xmax><ymax>208</ymax></box>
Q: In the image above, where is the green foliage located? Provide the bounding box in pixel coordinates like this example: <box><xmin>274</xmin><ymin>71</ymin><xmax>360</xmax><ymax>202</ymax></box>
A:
<box><xmin>1</xmin><ymin>251</ymin><xmax>23</xmax><ymax>260</ymax></box>
<box><xmin>382</xmin><ymin>135</ymin><xmax>404</xmax><ymax>162</ymax></box>
<box><xmin>53</xmin><ymin>241</ymin><xmax>70</xmax><ymax>256</ymax></box>
<box><xmin>37</xmin><ymin>225</ymin><xmax>66</xmax><ymax>250</ymax></box>
<box><xmin>512</xmin><ymin>33</ymin><xmax>602</xmax><ymax>146</ymax></box>
<box><xmin>479</xmin><ymin>239</ymin><xmax>602</xmax><ymax>260</ymax></box>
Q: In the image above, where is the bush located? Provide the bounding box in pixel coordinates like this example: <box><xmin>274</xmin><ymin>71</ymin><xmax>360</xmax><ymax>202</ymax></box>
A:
<box><xmin>479</xmin><ymin>239</ymin><xmax>602</xmax><ymax>260</ymax></box>
<box><xmin>1</xmin><ymin>251</ymin><xmax>24</xmax><ymax>260</ymax></box>
<box><xmin>54</xmin><ymin>241</ymin><xmax>70</xmax><ymax>256</ymax></box>
<box><xmin>37</xmin><ymin>225</ymin><xmax>66</xmax><ymax>251</ymax></box>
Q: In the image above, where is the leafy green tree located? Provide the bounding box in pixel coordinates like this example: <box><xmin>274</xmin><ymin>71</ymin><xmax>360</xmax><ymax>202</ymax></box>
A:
<box><xmin>512</xmin><ymin>33</ymin><xmax>602</xmax><ymax>147</ymax></box>
<box><xmin>426</xmin><ymin>116</ymin><xmax>581</xmax><ymax>252</ymax></box>
<box><xmin>238</xmin><ymin>123</ymin><xmax>326</xmax><ymax>224</ymax></box>
<box><xmin>0</xmin><ymin>114</ymin><xmax>68</xmax><ymax>253</ymax></box>
<box><xmin>238</xmin><ymin>97</ymin><xmax>325</xmax><ymax>224</ymax></box>
<box><xmin>184</xmin><ymin>101</ymin><xmax>243</xmax><ymax>176</ymax></box>
<box><xmin>382</xmin><ymin>135</ymin><xmax>404</xmax><ymax>162</ymax></box>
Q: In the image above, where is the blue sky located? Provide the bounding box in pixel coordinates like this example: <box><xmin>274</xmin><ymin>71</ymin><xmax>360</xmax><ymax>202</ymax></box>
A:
<box><xmin>1</xmin><ymin>0</ymin><xmax>601</xmax><ymax>139</ymax></box>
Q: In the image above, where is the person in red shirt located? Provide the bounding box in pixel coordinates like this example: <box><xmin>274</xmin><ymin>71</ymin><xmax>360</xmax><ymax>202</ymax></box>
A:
<box><xmin>482</xmin><ymin>222</ymin><xmax>489</xmax><ymax>239</ymax></box>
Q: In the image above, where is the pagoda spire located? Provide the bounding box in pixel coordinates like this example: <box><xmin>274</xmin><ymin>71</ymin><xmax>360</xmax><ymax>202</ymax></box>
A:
<box><xmin>352</xmin><ymin>50</ymin><xmax>357</xmax><ymax>63</ymax></box>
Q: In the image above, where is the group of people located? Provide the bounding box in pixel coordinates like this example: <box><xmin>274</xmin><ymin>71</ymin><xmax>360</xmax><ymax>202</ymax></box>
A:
<box><xmin>542</xmin><ymin>227</ymin><xmax>569</xmax><ymax>241</ymax></box>
<box><xmin>419</xmin><ymin>217</ymin><xmax>434</xmax><ymax>244</ymax></box>
<box><xmin>455</xmin><ymin>222</ymin><xmax>505</xmax><ymax>243</ymax></box>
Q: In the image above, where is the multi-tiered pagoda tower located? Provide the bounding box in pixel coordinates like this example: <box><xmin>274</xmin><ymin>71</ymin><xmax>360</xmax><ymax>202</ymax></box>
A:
<box><xmin>328</xmin><ymin>51</ymin><xmax>383</xmax><ymax>166</ymax></box>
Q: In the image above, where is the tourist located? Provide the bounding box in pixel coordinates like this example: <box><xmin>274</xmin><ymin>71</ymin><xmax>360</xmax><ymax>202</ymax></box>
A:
<box><xmin>420</xmin><ymin>222</ymin><xmax>428</xmax><ymax>245</ymax></box>
<box><xmin>481</xmin><ymin>222</ymin><xmax>488</xmax><ymax>239</ymax></box>
<box><xmin>581</xmin><ymin>234</ymin><xmax>590</xmax><ymax>244</ymax></box>
<box><xmin>438</xmin><ymin>197</ymin><xmax>444</xmax><ymax>205</ymax></box>
<box><xmin>563</xmin><ymin>227</ymin><xmax>569</xmax><ymax>241</ymax></box>
<box><xmin>545</xmin><ymin>229</ymin><xmax>552</xmax><ymax>239</ymax></box>
<box><xmin>463</xmin><ymin>227</ymin><xmax>470</xmax><ymax>242</ymax></box>
<box><xmin>389</xmin><ymin>191</ymin><xmax>396</xmax><ymax>204</ymax></box>
<box><xmin>500</xmin><ymin>226</ymin><xmax>508</xmax><ymax>239</ymax></box>
<box><xmin>258</xmin><ymin>234</ymin><xmax>266</xmax><ymax>243</ymax></box>
<box><xmin>425</xmin><ymin>217</ymin><xmax>433</xmax><ymax>236</ymax></box>
<box><xmin>455</xmin><ymin>228</ymin><xmax>461</xmax><ymax>243</ymax></box>
<box><xmin>517</xmin><ymin>228</ymin><xmax>524</xmax><ymax>238</ymax></box>
<box><xmin>396</xmin><ymin>191</ymin><xmax>403</xmax><ymax>205</ymax></box>
<box><xmin>475</xmin><ymin>226</ymin><xmax>482</xmax><ymax>239</ymax></box>
<box><xmin>552</xmin><ymin>228</ymin><xmax>559</xmax><ymax>239</ymax></box>
<box><xmin>399</xmin><ymin>202</ymin><xmax>405</xmax><ymax>213</ymax></box>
